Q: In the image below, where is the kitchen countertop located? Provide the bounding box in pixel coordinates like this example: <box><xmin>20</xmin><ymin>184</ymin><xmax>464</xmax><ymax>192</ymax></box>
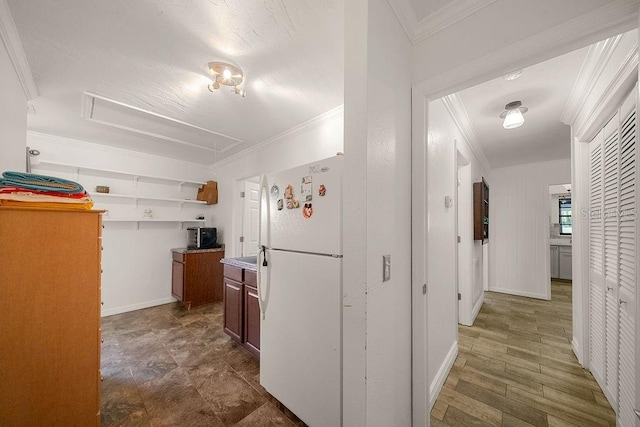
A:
<box><xmin>220</xmin><ymin>256</ymin><xmax>257</xmax><ymax>271</ymax></box>
<box><xmin>171</xmin><ymin>245</ymin><xmax>225</xmax><ymax>254</ymax></box>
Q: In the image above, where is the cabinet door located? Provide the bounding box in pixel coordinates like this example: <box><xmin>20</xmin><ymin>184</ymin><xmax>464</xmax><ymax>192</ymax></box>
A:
<box><xmin>244</xmin><ymin>285</ymin><xmax>261</xmax><ymax>358</ymax></box>
<box><xmin>550</xmin><ymin>246</ymin><xmax>559</xmax><ymax>278</ymax></box>
<box><xmin>559</xmin><ymin>251</ymin><xmax>572</xmax><ymax>280</ymax></box>
<box><xmin>224</xmin><ymin>278</ymin><xmax>243</xmax><ymax>343</ymax></box>
<box><xmin>172</xmin><ymin>260</ymin><xmax>184</xmax><ymax>301</ymax></box>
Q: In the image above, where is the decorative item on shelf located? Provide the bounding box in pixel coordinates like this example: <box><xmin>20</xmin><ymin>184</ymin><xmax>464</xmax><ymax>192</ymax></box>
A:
<box><xmin>95</xmin><ymin>185</ymin><xmax>110</xmax><ymax>193</ymax></box>
<box><xmin>143</xmin><ymin>209</ymin><xmax>153</xmax><ymax>219</ymax></box>
<box><xmin>197</xmin><ymin>181</ymin><xmax>218</xmax><ymax>205</ymax></box>
<box><xmin>196</xmin><ymin>214</ymin><xmax>205</xmax><ymax>220</ymax></box>
<box><xmin>206</xmin><ymin>61</ymin><xmax>246</xmax><ymax>97</ymax></box>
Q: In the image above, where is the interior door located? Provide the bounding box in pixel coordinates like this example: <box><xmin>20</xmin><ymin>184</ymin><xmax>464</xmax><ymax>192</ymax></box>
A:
<box><xmin>242</xmin><ymin>180</ymin><xmax>260</xmax><ymax>256</ymax></box>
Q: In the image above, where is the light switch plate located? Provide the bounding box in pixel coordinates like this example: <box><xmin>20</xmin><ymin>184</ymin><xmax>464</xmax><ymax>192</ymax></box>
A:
<box><xmin>383</xmin><ymin>255</ymin><xmax>391</xmax><ymax>282</ymax></box>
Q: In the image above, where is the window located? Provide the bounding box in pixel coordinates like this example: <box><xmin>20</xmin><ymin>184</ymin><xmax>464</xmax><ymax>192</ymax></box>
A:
<box><xmin>559</xmin><ymin>198</ymin><xmax>572</xmax><ymax>235</ymax></box>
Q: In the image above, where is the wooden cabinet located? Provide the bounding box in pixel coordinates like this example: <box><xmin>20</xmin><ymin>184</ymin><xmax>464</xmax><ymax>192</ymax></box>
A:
<box><xmin>0</xmin><ymin>207</ymin><xmax>102</xmax><ymax>427</ymax></box>
<box><xmin>171</xmin><ymin>249</ymin><xmax>224</xmax><ymax>309</ymax></box>
<box><xmin>474</xmin><ymin>178</ymin><xmax>489</xmax><ymax>243</ymax></box>
<box><xmin>224</xmin><ymin>277</ymin><xmax>244</xmax><ymax>342</ymax></box>
<box><xmin>243</xmin><ymin>270</ymin><xmax>261</xmax><ymax>358</ymax></box>
<box><xmin>222</xmin><ymin>264</ymin><xmax>260</xmax><ymax>357</ymax></box>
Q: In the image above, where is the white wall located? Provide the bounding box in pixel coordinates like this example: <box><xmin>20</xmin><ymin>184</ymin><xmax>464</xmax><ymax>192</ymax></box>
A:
<box><xmin>343</xmin><ymin>0</ymin><xmax>412</xmax><ymax>425</ymax></box>
<box><xmin>28</xmin><ymin>132</ymin><xmax>213</xmax><ymax>316</ymax></box>
<box><xmin>426</xmin><ymin>99</ymin><xmax>490</xmax><ymax>406</ymax></box>
<box><xmin>0</xmin><ymin>38</ymin><xmax>26</xmax><ymax>172</ymax></box>
<box><xmin>209</xmin><ymin>109</ymin><xmax>344</xmax><ymax>258</ymax></box>
<box><xmin>489</xmin><ymin>159</ymin><xmax>571</xmax><ymax>299</ymax></box>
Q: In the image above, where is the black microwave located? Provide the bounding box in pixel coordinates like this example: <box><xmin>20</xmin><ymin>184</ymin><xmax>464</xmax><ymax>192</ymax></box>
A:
<box><xmin>187</xmin><ymin>227</ymin><xmax>218</xmax><ymax>249</ymax></box>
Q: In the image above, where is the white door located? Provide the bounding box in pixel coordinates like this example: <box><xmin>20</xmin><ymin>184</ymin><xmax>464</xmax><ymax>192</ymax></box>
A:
<box><xmin>242</xmin><ymin>180</ymin><xmax>260</xmax><ymax>256</ymax></box>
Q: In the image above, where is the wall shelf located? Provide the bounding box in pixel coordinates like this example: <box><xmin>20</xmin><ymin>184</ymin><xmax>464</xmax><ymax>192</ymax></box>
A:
<box><xmin>102</xmin><ymin>218</ymin><xmax>206</xmax><ymax>230</ymax></box>
<box><xmin>91</xmin><ymin>192</ymin><xmax>206</xmax><ymax>206</ymax></box>
<box><xmin>36</xmin><ymin>160</ymin><xmax>207</xmax><ymax>190</ymax></box>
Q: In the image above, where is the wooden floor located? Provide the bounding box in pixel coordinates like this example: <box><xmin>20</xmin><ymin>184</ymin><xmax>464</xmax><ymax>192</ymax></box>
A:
<box><xmin>431</xmin><ymin>281</ymin><xmax>616</xmax><ymax>427</ymax></box>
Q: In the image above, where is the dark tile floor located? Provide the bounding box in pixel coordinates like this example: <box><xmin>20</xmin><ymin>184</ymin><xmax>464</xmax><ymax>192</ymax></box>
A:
<box><xmin>101</xmin><ymin>301</ymin><xmax>305</xmax><ymax>427</ymax></box>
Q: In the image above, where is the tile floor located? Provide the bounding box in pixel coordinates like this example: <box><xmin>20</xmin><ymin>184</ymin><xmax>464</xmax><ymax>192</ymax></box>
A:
<box><xmin>431</xmin><ymin>280</ymin><xmax>616</xmax><ymax>427</ymax></box>
<box><xmin>100</xmin><ymin>301</ymin><xmax>304</xmax><ymax>426</ymax></box>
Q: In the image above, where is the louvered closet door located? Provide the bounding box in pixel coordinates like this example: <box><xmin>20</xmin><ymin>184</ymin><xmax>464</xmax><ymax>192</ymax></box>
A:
<box><xmin>603</xmin><ymin>115</ymin><xmax>621</xmax><ymax>406</ymax></box>
<box><xmin>617</xmin><ymin>90</ymin><xmax>637</xmax><ymax>427</ymax></box>
<box><xmin>590</xmin><ymin>128</ymin><xmax>606</xmax><ymax>387</ymax></box>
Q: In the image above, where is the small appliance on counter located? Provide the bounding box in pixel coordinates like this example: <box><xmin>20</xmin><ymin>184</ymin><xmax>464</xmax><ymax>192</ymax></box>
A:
<box><xmin>187</xmin><ymin>227</ymin><xmax>218</xmax><ymax>249</ymax></box>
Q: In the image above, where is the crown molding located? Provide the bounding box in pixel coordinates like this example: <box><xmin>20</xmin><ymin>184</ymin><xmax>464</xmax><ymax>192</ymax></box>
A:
<box><xmin>386</xmin><ymin>0</ymin><xmax>497</xmax><ymax>44</ymax></box>
<box><xmin>414</xmin><ymin>0</ymin><xmax>498</xmax><ymax>44</ymax></box>
<box><xmin>440</xmin><ymin>93</ymin><xmax>492</xmax><ymax>173</ymax></box>
<box><xmin>0</xmin><ymin>0</ymin><xmax>38</xmax><ymax>100</ymax></box>
<box><xmin>213</xmin><ymin>105</ymin><xmax>344</xmax><ymax>168</ymax></box>
<box><xmin>415</xmin><ymin>0</ymin><xmax>638</xmax><ymax>100</ymax></box>
<box><xmin>560</xmin><ymin>34</ymin><xmax>623</xmax><ymax>126</ymax></box>
<box><xmin>574</xmin><ymin>43</ymin><xmax>638</xmax><ymax>141</ymax></box>
<box><xmin>385</xmin><ymin>0</ymin><xmax>418</xmax><ymax>43</ymax></box>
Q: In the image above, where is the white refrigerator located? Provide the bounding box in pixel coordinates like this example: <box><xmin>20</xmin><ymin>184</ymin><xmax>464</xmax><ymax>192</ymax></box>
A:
<box><xmin>257</xmin><ymin>155</ymin><xmax>342</xmax><ymax>427</ymax></box>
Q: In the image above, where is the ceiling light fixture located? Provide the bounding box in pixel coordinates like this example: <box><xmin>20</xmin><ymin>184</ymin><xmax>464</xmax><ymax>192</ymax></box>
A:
<box><xmin>504</xmin><ymin>69</ymin><xmax>523</xmax><ymax>81</ymax></box>
<box><xmin>207</xmin><ymin>61</ymin><xmax>246</xmax><ymax>97</ymax></box>
<box><xmin>499</xmin><ymin>101</ymin><xmax>528</xmax><ymax>129</ymax></box>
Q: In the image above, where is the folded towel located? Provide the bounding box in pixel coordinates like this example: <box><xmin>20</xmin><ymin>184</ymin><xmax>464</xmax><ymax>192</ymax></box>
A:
<box><xmin>1</xmin><ymin>171</ymin><xmax>85</xmax><ymax>194</ymax></box>
<box><xmin>0</xmin><ymin>186</ymin><xmax>90</xmax><ymax>199</ymax></box>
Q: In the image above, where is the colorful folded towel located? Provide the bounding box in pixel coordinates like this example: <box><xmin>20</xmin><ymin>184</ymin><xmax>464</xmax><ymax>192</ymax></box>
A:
<box><xmin>0</xmin><ymin>171</ymin><xmax>85</xmax><ymax>194</ymax></box>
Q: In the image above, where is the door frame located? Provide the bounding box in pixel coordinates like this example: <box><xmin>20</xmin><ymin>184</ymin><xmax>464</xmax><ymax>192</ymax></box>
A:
<box><xmin>410</xmin><ymin>11</ymin><xmax>636</xmax><ymax>426</ymax></box>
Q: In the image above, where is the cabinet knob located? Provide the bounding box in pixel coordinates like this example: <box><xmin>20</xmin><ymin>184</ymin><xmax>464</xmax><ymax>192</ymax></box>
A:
<box><xmin>101</xmin><ymin>338</ymin><xmax>104</xmax><ymax>344</ymax></box>
<box><xmin>101</xmin><ymin>301</ymin><xmax>104</xmax><ymax>306</ymax></box>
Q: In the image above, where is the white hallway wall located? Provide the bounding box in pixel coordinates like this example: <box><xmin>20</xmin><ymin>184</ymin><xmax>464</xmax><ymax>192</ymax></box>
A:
<box><xmin>343</xmin><ymin>0</ymin><xmax>412</xmax><ymax>425</ymax></box>
<box><xmin>0</xmin><ymin>32</ymin><xmax>27</xmax><ymax>173</ymax></box>
<box><xmin>27</xmin><ymin>132</ymin><xmax>213</xmax><ymax>316</ymax></box>
<box><xmin>209</xmin><ymin>109</ymin><xmax>344</xmax><ymax>258</ymax></box>
<box><xmin>426</xmin><ymin>98</ymin><xmax>490</xmax><ymax>406</ymax></box>
<box><xmin>489</xmin><ymin>159</ymin><xmax>571</xmax><ymax>299</ymax></box>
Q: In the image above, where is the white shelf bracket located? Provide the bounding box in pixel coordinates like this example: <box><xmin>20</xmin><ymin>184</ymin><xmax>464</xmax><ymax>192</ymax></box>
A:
<box><xmin>133</xmin><ymin>176</ymin><xmax>139</xmax><ymax>187</ymax></box>
<box><xmin>134</xmin><ymin>198</ymin><xmax>139</xmax><ymax>209</ymax></box>
<box><xmin>73</xmin><ymin>167</ymin><xmax>79</xmax><ymax>181</ymax></box>
<box><xmin>135</xmin><ymin>221</ymin><xmax>140</xmax><ymax>230</ymax></box>
<box><xmin>178</xmin><ymin>182</ymin><xmax>185</xmax><ymax>192</ymax></box>
<box><xmin>178</xmin><ymin>221</ymin><xmax>183</xmax><ymax>230</ymax></box>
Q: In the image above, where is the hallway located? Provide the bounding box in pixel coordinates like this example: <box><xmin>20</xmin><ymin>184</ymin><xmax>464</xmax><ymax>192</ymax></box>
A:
<box><xmin>430</xmin><ymin>281</ymin><xmax>616</xmax><ymax>426</ymax></box>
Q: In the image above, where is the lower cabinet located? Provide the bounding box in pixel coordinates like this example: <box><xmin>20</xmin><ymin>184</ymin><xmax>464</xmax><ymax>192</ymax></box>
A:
<box><xmin>223</xmin><ymin>264</ymin><xmax>260</xmax><ymax>358</ymax></box>
<box><xmin>224</xmin><ymin>277</ymin><xmax>243</xmax><ymax>342</ymax></box>
<box><xmin>171</xmin><ymin>249</ymin><xmax>224</xmax><ymax>309</ymax></box>
<box><xmin>558</xmin><ymin>246</ymin><xmax>572</xmax><ymax>280</ymax></box>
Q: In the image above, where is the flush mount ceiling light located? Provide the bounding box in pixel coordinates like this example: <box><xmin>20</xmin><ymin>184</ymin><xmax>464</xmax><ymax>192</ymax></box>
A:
<box><xmin>504</xmin><ymin>69</ymin><xmax>523</xmax><ymax>81</ymax></box>
<box><xmin>499</xmin><ymin>101</ymin><xmax>528</xmax><ymax>129</ymax></box>
<box><xmin>207</xmin><ymin>61</ymin><xmax>246</xmax><ymax>97</ymax></box>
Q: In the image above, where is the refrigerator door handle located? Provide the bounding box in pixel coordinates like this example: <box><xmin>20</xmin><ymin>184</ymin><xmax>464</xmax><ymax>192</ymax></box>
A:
<box><xmin>257</xmin><ymin>174</ymin><xmax>270</xmax><ymax>319</ymax></box>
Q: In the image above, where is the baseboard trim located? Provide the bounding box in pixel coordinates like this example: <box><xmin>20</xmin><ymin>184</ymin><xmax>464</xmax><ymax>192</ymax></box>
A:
<box><xmin>429</xmin><ymin>341</ymin><xmax>458</xmax><ymax>410</ymax></box>
<box><xmin>488</xmin><ymin>287</ymin><xmax>549</xmax><ymax>300</ymax></box>
<box><xmin>572</xmin><ymin>337</ymin><xmax>583</xmax><ymax>366</ymax></box>
<box><xmin>471</xmin><ymin>293</ymin><xmax>484</xmax><ymax>324</ymax></box>
<box><xmin>101</xmin><ymin>297</ymin><xmax>177</xmax><ymax>317</ymax></box>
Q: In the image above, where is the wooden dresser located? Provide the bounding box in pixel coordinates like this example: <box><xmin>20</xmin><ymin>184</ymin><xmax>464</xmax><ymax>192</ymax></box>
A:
<box><xmin>0</xmin><ymin>207</ymin><xmax>103</xmax><ymax>427</ymax></box>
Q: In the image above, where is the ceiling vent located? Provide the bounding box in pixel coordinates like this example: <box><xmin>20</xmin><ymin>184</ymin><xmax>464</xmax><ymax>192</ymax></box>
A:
<box><xmin>81</xmin><ymin>92</ymin><xmax>242</xmax><ymax>153</ymax></box>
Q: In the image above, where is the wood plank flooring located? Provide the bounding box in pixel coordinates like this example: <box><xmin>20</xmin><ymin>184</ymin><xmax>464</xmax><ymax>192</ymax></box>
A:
<box><xmin>431</xmin><ymin>281</ymin><xmax>616</xmax><ymax>427</ymax></box>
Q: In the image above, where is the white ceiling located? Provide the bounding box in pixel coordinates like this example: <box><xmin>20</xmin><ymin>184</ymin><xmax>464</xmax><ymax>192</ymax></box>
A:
<box><xmin>9</xmin><ymin>0</ymin><xmax>343</xmax><ymax>164</ymax></box>
<box><xmin>456</xmin><ymin>46</ymin><xmax>589</xmax><ymax>169</ymax></box>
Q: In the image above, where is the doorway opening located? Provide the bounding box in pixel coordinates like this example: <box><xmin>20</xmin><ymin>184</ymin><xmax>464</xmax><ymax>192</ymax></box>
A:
<box><xmin>413</xmin><ymin>24</ymin><xmax>638</xmax><ymax>425</ymax></box>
